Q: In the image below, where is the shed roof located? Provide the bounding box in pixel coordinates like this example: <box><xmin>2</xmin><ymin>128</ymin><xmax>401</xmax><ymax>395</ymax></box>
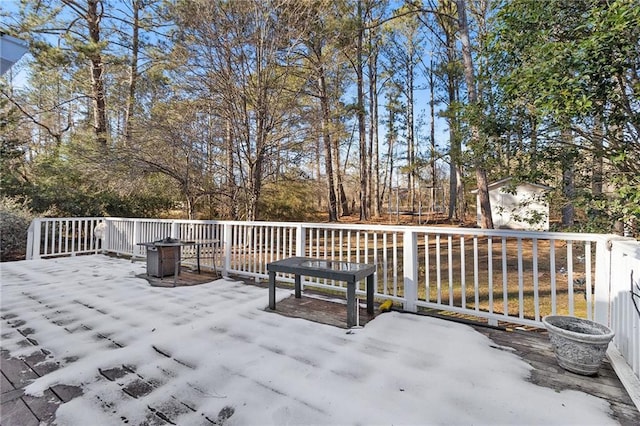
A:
<box><xmin>1</xmin><ymin>33</ymin><xmax>28</xmax><ymax>75</ymax></box>
<box><xmin>470</xmin><ymin>177</ymin><xmax>552</xmax><ymax>193</ymax></box>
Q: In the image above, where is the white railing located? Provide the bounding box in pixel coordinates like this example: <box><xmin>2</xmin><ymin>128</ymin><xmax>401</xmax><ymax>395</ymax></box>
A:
<box><xmin>104</xmin><ymin>218</ymin><xmax>224</xmax><ymax>271</ymax></box>
<box><xmin>608</xmin><ymin>239</ymin><xmax>640</xmax><ymax>382</ymax></box>
<box><xmin>26</xmin><ymin>217</ymin><xmax>105</xmax><ymax>259</ymax></box>
<box><xmin>25</xmin><ymin>217</ymin><xmax>640</xmax><ymax>381</ymax></box>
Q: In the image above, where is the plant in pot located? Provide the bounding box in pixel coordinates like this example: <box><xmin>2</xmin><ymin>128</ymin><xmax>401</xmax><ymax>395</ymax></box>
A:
<box><xmin>542</xmin><ymin>315</ymin><xmax>615</xmax><ymax>376</ymax></box>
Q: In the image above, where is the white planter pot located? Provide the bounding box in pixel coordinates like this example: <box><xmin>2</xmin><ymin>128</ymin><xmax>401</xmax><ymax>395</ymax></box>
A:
<box><xmin>542</xmin><ymin>315</ymin><xmax>615</xmax><ymax>376</ymax></box>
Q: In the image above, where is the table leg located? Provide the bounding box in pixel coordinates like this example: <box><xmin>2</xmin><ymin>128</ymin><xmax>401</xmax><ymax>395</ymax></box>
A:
<box><xmin>173</xmin><ymin>248</ymin><xmax>179</xmax><ymax>287</ymax></box>
<box><xmin>366</xmin><ymin>273</ymin><xmax>374</xmax><ymax>315</ymax></box>
<box><xmin>295</xmin><ymin>274</ymin><xmax>301</xmax><ymax>298</ymax></box>
<box><xmin>212</xmin><ymin>242</ymin><xmax>218</xmax><ymax>277</ymax></box>
<box><xmin>269</xmin><ymin>271</ymin><xmax>276</xmax><ymax>310</ymax></box>
<box><xmin>347</xmin><ymin>279</ymin><xmax>356</xmax><ymax>328</ymax></box>
<box><xmin>196</xmin><ymin>244</ymin><xmax>201</xmax><ymax>274</ymax></box>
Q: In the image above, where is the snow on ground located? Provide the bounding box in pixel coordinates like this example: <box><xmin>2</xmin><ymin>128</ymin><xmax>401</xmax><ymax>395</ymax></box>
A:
<box><xmin>1</xmin><ymin>255</ymin><xmax>616</xmax><ymax>425</ymax></box>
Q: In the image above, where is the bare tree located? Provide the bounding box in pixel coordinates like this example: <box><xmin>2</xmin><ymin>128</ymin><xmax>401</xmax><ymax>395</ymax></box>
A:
<box><xmin>382</xmin><ymin>4</ymin><xmax>425</xmax><ymax>214</ymax></box>
<box><xmin>122</xmin><ymin>0</ymin><xmax>141</xmax><ymax>145</ymax></box>
<box><xmin>356</xmin><ymin>0</ymin><xmax>370</xmax><ymax>220</ymax></box>
<box><xmin>171</xmin><ymin>0</ymin><xmax>309</xmax><ymax>220</ymax></box>
<box><xmin>297</xmin><ymin>1</ymin><xmax>345</xmax><ymax>222</ymax></box>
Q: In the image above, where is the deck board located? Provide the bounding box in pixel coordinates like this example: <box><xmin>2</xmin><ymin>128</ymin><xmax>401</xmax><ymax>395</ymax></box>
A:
<box><xmin>1</xmin><ymin>396</ymin><xmax>40</xmax><ymax>426</ymax></box>
<box><xmin>136</xmin><ymin>268</ymin><xmax>220</xmax><ymax>287</ymax></box>
<box><xmin>0</xmin><ymin>347</ymin><xmax>80</xmax><ymax>425</ymax></box>
<box><xmin>270</xmin><ymin>293</ymin><xmax>376</xmax><ymax>328</ymax></box>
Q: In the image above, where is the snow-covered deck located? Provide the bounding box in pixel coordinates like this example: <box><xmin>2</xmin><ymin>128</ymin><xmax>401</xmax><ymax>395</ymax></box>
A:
<box><xmin>1</xmin><ymin>255</ymin><xmax>638</xmax><ymax>425</ymax></box>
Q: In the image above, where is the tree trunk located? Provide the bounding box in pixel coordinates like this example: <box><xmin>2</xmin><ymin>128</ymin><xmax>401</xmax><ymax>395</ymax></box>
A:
<box><xmin>456</xmin><ymin>166</ymin><xmax>465</xmax><ymax>221</ymax></box>
<box><xmin>439</xmin><ymin>7</ymin><xmax>461</xmax><ymax>221</ymax></box>
<box><xmin>407</xmin><ymin>61</ymin><xmax>415</xmax><ymax>213</ymax></box>
<box><xmin>382</xmin><ymin>101</ymin><xmax>397</xmax><ymax>217</ymax></box>
<box><xmin>225</xmin><ymin>117</ymin><xmax>237</xmax><ymax>220</ymax></box>
<box><xmin>448</xmin><ymin>158</ymin><xmax>457</xmax><ymax>220</ymax></box>
<box><xmin>87</xmin><ymin>0</ymin><xmax>108</xmax><ymax>146</ymax></box>
<box><xmin>124</xmin><ymin>0</ymin><xmax>141</xmax><ymax>146</ymax></box>
<box><xmin>429</xmin><ymin>57</ymin><xmax>436</xmax><ymax>212</ymax></box>
<box><xmin>561</xmin><ymin>130</ymin><xmax>575</xmax><ymax>227</ymax></box>
<box><xmin>456</xmin><ymin>0</ymin><xmax>493</xmax><ymax>228</ymax></box>
<box><xmin>372</xmin><ymin>76</ymin><xmax>381</xmax><ymax>217</ymax></box>
<box><xmin>357</xmin><ymin>0</ymin><xmax>369</xmax><ymax>221</ymax></box>
<box><xmin>368</xmin><ymin>34</ymin><xmax>379</xmax><ymax>217</ymax></box>
<box><xmin>333</xmin><ymin>127</ymin><xmax>350</xmax><ymax>216</ymax></box>
<box><xmin>592</xmin><ymin>116</ymin><xmax>603</xmax><ymax>196</ymax></box>
<box><xmin>185</xmin><ymin>194</ymin><xmax>195</xmax><ymax>220</ymax></box>
<box><xmin>529</xmin><ymin>115</ymin><xmax>538</xmax><ymax>172</ymax></box>
<box><xmin>315</xmin><ymin>132</ymin><xmax>322</xmax><ymax>209</ymax></box>
<box><xmin>319</xmin><ymin>65</ymin><xmax>338</xmax><ymax>222</ymax></box>
<box><xmin>562</xmin><ymin>164</ymin><xmax>575</xmax><ymax>227</ymax></box>
<box><xmin>248</xmin><ymin>158</ymin><xmax>263</xmax><ymax>222</ymax></box>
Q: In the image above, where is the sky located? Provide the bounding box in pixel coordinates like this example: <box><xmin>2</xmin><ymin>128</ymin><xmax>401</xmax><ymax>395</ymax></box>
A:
<box><xmin>0</xmin><ymin>254</ymin><xmax>619</xmax><ymax>425</ymax></box>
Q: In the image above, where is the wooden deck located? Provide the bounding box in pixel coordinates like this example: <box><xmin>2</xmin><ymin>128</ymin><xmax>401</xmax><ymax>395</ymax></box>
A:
<box><xmin>1</xmin><ymin>267</ymin><xmax>221</xmax><ymax>425</ymax></box>
<box><xmin>268</xmin><ymin>293</ymin><xmax>640</xmax><ymax>426</ymax></box>
<box><xmin>136</xmin><ymin>267</ymin><xmax>220</xmax><ymax>287</ymax></box>
<box><xmin>2</xmin><ymin>281</ymin><xmax>639</xmax><ymax>425</ymax></box>
<box><xmin>270</xmin><ymin>292</ymin><xmax>377</xmax><ymax>329</ymax></box>
<box><xmin>1</xmin><ymin>348</ymin><xmax>83</xmax><ymax>425</ymax></box>
<box><xmin>472</xmin><ymin>325</ymin><xmax>640</xmax><ymax>425</ymax></box>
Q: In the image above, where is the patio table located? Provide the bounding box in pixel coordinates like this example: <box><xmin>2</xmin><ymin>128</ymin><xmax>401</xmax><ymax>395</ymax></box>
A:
<box><xmin>267</xmin><ymin>257</ymin><xmax>376</xmax><ymax>328</ymax></box>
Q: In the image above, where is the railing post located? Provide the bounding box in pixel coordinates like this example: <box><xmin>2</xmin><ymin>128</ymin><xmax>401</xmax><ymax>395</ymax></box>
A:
<box><xmin>102</xmin><ymin>219</ymin><xmax>110</xmax><ymax>254</ymax></box>
<box><xmin>223</xmin><ymin>222</ymin><xmax>232</xmax><ymax>278</ymax></box>
<box><xmin>403</xmin><ymin>229</ymin><xmax>418</xmax><ymax>312</ymax></box>
<box><xmin>296</xmin><ymin>224</ymin><xmax>306</xmax><ymax>290</ymax></box>
<box><xmin>34</xmin><ymin>219</ymin><xmax>42</xmax><ymax>259</ymax></box>
<box><xmin>171</xmin><ymin>221</ymin><xmax>180</xmax><ymax>239</ymax></box>
<box><xmin>594</xmin><ymin>237</ymin><xmax>612</xmax><ymax>326</ymax></box>
<box><xmin>26</xmin><ymin>219</ymin><xmax>41</xmax><ymax>260</ymax></box>
<box><xmin>295</xmin><ymin>224</ymin><xmax>305</xmax><ymax>257</ymax></box>
<box><xmin>26</xmin><ymin>220</ymin><xmax>34</xmax><ymax>260</ymax></box>
<box><xmin>132</xmin><ymin>220</ymin><xmax>141</xmax><ymax>256</ymax></box>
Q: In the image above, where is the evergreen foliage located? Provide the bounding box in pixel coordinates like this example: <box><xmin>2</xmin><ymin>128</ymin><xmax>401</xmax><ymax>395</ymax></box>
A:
<box><xmin>0</xmin><ymin>197</ymin><xmax>34</xmax><ymax>261</ymax></box>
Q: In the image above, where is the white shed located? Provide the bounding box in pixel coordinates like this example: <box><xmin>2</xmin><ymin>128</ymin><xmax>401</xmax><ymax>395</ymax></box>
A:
<box><xmin>472</xmin><ymin>178</ymin><xmax>551</xmax><ymax>231</ymax></box>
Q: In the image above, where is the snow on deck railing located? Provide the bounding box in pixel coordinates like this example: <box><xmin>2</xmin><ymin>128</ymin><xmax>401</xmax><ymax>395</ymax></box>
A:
<box><xmin>25</xmin><ymin>217</ymin><xmax>640</xmax><ymax>382</ymax></box>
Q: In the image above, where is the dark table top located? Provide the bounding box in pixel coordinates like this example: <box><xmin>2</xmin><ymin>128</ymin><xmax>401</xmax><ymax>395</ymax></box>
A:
<box><xmin>137</xmin><ymin>239</ymin><xmax>218</xmax><ymax>248</ymax></box>
<box><xmin>267</xmin><ymin>256</ymin><xmax>376</xmax><ymax>282</ymax></box>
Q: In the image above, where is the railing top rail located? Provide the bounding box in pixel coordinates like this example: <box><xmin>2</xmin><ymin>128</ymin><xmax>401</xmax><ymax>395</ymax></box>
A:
<box><xmin>609</xmin><ymin>238</ymin><xmax>640</xmax><ymax>256</ymax></box>
<box><xmin>35</xmin><ymin>216</ymin><xmax>615</xmax><ymax>242</ymax></box>
<box><xmin>100</xmin><ymin>217</ymin><xmax>608</xmax><ymax>241</ymax></box>
<box><xmin>33</xmin><ymin>217</ymin><xmax>105</xmax><ymax>222</ymax></box>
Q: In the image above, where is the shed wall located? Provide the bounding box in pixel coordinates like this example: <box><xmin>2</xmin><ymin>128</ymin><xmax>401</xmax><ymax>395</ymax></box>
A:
<box><xmin>476</xmin><ymin>183</ymin><xmax>549</xmax><ymax>230</ymax></box>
